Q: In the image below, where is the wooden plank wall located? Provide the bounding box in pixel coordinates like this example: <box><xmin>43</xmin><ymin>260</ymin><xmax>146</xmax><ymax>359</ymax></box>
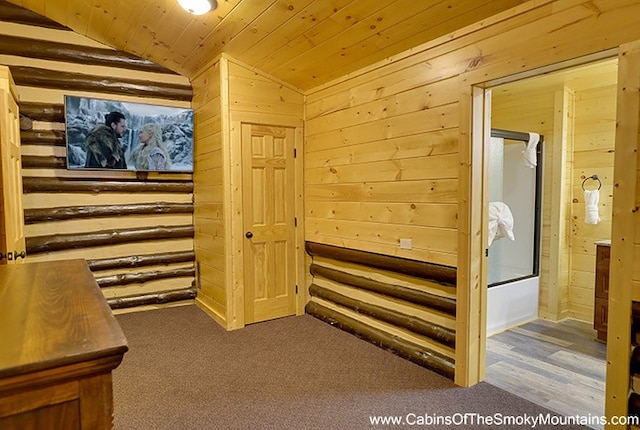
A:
<box><xmin>192</xmin><ymin>56</ymin><xmax>305</xmax><ymax>329</ymax></box>
<box><xmin>226</xmin><ymin>58</ymin><xmax>305</xmax><ymax>328</ymax></box>
<box><xmin>304</xmin><ymin>35</ymin><xmax>460</xmax><ymax>376</ymax></box>
<box><xmin>304</xmin><ymin>0</ymin><xmax>640</xmax><ymax>387</ymax></box>
<box><xmin>570</xmin><ymin>82</ymin><xmax>616</xmax><ymax>321</ymax></box>
<box><xmin>191</xmin><ymin>60</ymin><xmax>225</xmax><ymax>325</ymax></box>
<box><xmin>305</xmin><ymin>77</ymin><xmax>459</xmax><ymax>267</ymax></box>
<box><xmin>0</xmin><ymin>4</ymin><xmax>196</xmax><ymax>310</ymax></box>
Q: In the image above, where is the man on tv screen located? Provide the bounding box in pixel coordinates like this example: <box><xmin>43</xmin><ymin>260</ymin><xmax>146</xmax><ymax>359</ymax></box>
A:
<box><xmin>84</xmin><ymin>111</ymin><xmax>128</xmax><ymax>169</ymax></box>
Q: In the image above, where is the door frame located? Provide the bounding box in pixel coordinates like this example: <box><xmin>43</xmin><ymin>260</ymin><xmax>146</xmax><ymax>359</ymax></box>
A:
<box><xmin>457</xmin><ymin>49</ymin><xmax>617</xmax><ymax>386</ymax></box>
<box><xmin>227</xmin><ymin>112</ymin><xmax>305</xmax><ymax>329</ymax></box>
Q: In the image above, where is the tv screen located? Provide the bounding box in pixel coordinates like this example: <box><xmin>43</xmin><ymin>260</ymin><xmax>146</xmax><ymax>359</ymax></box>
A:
<box><xmin>64</xmin><ymin>95</ymin><xmax>194</xmax><ymax>173</ymax></box>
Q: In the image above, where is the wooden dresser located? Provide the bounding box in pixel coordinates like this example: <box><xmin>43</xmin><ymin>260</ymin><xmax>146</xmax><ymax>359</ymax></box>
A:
<box><xmin>0</xmin><ymin>259</ymin><xmax>128</xmax><ymax>429</ymax></box>
<box><xmin>593</xmin><ymin>241</ymin><xmax>611</xmax><ymax>342</ymax></box>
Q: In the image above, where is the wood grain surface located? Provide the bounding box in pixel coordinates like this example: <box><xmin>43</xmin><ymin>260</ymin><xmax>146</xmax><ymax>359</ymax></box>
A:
<box><xmin>0</xmin><ymin>259</ymin><xmax>128</xmax><ymax>378</ymax></box>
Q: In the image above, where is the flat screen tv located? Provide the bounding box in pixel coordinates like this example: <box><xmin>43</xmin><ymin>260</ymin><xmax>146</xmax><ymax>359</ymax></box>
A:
<box><xmin>65</xmin><ymin>95</ymin><xmax>194</xmax><ymax>173</ymax></box>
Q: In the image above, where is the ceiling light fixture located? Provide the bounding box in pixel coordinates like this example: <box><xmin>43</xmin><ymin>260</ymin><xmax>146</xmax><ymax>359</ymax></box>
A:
<box><xmin>178</xmin><ymin>0</ymin><xmax>217</xmax><ymax>15</ymax></box>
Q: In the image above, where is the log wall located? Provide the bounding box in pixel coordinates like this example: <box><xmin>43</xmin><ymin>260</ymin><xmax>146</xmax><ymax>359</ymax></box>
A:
<box><xmin>0</xmin><ymin>3</ymin><xmax>196</xmax><ymax>310</ymax></box>
<box><xmin>305</xmin><ymin>241</ymin><xmax>456</xmax><ymax>378</ymax></box>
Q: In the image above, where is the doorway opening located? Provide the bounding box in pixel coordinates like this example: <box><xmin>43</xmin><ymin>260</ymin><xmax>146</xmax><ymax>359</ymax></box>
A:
<box><xmin>474</xmin><ymin>56</ymin><xmax>618</xmax><ymax>422</ymax></box>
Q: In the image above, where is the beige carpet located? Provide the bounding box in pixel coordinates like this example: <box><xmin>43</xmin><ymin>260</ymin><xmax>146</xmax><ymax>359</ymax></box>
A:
<box><xmin>113</xmin><ymin>305</ymin><xmax>586</xmax><ymax>429</ymax></box>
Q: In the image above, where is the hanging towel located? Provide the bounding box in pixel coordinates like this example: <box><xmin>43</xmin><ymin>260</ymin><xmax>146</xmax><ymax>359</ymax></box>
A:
<box><xmin>522</xmin><ymin>132</ymin><xmax>540</xmax><ymax>168</ymax></box>
<box><xmin>584</xmin><ymin>189</ymin><xmax>601</xmax><ymax>224</ymax></box>
<box><xmin>488</xmin><ymin>201</ymin><xmax>515</xmax><ymax>246</ymax></box>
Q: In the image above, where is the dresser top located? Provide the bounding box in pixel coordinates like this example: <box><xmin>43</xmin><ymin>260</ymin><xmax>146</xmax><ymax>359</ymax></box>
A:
<box><xmin>0</xmin><ymin>259</ymin><xmax>128</xmax><ymax>379</ymax></box>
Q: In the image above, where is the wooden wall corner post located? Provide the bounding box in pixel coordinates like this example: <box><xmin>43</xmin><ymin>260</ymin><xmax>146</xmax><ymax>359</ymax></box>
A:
<box><xmin>294</xmin><ymin>124</ymin><xmax>307</xmax><ymax>315</ymax></box>
<box><xmin>221</xmin><ymin>56</ymin><xmax>244</xmax><ymax>330</ymax></box>
<box><xmin>605</xmin><ymin>40</ymin><xmax>640</xmax><ymax>427</ymax></box>
<box><xmin>455</xmin><ymin>83</ymin><xmax>487</xmax><ymax>387</ymax></box>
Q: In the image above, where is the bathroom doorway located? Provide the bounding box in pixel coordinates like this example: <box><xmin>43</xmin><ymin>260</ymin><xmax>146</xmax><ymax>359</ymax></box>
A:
<box><xmin>475</xmin><ymin>56</ymin><xmax>618</xmax><ymax>422</ymax></box>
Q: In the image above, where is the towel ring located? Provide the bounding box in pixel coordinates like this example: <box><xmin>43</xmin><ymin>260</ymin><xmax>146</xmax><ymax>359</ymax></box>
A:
<box><xmin>582</xmin><ymin>175</ymin><xmax>602</xmax><ymax>191</ymax></box>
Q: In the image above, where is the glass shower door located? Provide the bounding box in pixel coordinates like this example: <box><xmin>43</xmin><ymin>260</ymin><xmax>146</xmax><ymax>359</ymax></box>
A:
<box><xmin>487</xmin><ymin>136</ymin><xmax>540</xmax><ymax>286</ymax></box>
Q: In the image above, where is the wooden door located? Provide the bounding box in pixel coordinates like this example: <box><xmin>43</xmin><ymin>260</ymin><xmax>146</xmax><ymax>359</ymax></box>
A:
<box><xmin>0</xmin><ymin>73</ymin><xmax>25</xmax><ymax>265</ymax></box>
<box><xmin>241</xmin><ymin>123</ymin><xmax>296</xmax><ymax>323</ymax></box>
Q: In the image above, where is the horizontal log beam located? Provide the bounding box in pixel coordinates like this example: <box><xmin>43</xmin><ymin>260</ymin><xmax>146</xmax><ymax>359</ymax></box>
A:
<box><xmin>309</xmin><ymin>283</ymin><xmax>455</xmax><ymax>348</ymax></box>
<box><xmin>22</xmin><ymin>155</ymin><xmax>66</xmax><ymax>169</ymax></box>
<box><xmin>310</xmin><ymin>263</ymin><xmax>455</xmax><ymax>316</ymax></box>
<box><xmin>87</xmin><ymin>251</ymin><xmax>196</xmax><ymax>271</ymax></box>
<box><xmin>9</xmin><ymin>65</ymin><xmax>192</xmax><ymax>102</ymax></box>
<box><xmin>107</xmin><ymin>287</ymin><xmax>197</xmax><ymax>310</ymax></box>
<box><xmin>23</xmin><ymin>177</ymin><xmax>194</xmax><ymax>194</ymax></box>
<box><xmin>0</xmin><ymin>2</ymin><xmax>69</xmax><ymax>30</ymax></box>
<box><xmin>306</xmin><ymin>241</ymin><xmax>456</xmax><ymax>285</ymax></box>
<box><xmin>26</xmin><ymin>225</ymin><xmax>194</xmax><ymax>254</ymax></box>
<box><xmin>19</xmin><ymin>102</ymin><xmax>65</xmax><ymax>123</ymax></box>
<box><xmin>25</xmin><ymin>203</ymin><xmax>194</xmax><ymax>223</ymax></box>
<box><xmin>0</xmin><ymin>34</ymin><xmax>175</xmax><ymax>74</ymax></box>
<box><xmin>96</xmin><ymin>266</ymin><xmax>195</xmax><ymax>288</ymax></box>
<box><xmin>20</xmin><ymin>129</ymin><xmax>65</xmax><ymax>146</ymax></box>
<box><xmin>306</xmin><ymin>301</ymin><xmax>455</xmax><ymax>379</ymax></box>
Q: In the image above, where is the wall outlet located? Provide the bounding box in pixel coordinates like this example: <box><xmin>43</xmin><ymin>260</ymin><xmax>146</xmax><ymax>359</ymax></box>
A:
<box><xmin>399</xmin><ymin>238</ymin><xmax>412</xmax><ymax>250</ymax></box>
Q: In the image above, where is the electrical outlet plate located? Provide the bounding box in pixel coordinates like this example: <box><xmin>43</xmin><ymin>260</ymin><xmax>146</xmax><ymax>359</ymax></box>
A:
<box><xmin>399</xmin><ymin>238</ymin><xmax>412</xmax><ymax>250</ymax></box>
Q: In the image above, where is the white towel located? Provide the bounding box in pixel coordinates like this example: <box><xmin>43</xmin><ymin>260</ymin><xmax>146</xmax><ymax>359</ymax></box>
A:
<box><xmin>488</xmin><ymin>201</ymin><xmax>515</xmax><ymax>246</ymax></box>
<box><xmin>522</xmin><ymin>132</ymin><xmax>540</xmax><ymax>168</ymax></box>
<box><xmin>584</xmin><ymin>189</ymin><xmax>601</xmax><ymax>224</ymax></box>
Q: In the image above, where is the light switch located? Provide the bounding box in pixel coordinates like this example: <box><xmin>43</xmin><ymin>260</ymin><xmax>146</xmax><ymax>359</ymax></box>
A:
<box><xmin>399</xmin><ymin>238</ymin><xmax>412</xmax><ymax>250</ymax></box>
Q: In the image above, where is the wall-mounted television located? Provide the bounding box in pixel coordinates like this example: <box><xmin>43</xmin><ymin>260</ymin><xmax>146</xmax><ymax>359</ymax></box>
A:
<box><xmin>65</xmin><ymin>95</ymin><xmax>194</xmax><ymax>173</ymax></box>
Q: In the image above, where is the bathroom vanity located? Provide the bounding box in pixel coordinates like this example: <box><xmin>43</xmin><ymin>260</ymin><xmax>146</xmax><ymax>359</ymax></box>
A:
<box><xmin>594</xmin><ymin>240</ymin><xmax>611</xmax><ymax>342</ymax></box>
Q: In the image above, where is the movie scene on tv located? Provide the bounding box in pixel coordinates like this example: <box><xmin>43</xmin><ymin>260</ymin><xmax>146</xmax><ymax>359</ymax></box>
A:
<box><xmin>65</xmin><ymin>95</ymin><xmax>194</xmax><ymax>172</ymax></box>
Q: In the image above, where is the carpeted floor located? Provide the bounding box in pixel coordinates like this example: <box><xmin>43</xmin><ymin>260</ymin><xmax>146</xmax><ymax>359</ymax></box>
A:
<box><xmin>113</xmin><ymin>305</ymin><xmax>587</xmax><ymax>429</ymax></box>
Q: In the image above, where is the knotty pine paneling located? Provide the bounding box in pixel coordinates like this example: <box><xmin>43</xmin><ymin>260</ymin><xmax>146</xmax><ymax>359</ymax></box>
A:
<box><xmin>191</xmin><ymin>60</ymin><xmax>225</xmax><ymax>325</ymax></box>
<box><xmin>226</xmin><ymin>58</ymin><xmax>305</xmax><ymax>328</ymax></box>
<box><xmin>193</xmin><ymin>57</ymin><xmax>306</xmax><ymax>328</ymax></box>
<box><xmin>9</xmin><ymin>0</ymin><xmax>528</xmax><ymax>90</ymax></box>
<box><xmin>305</xmin><ymin>53</ymin><xmax>461</xmax><ymax>267</ymax></box>
<box><xmin>305</xmin><ymin>77</ymin><xmax>458</xmax><ymax>264</ymax></box>
<box><xmin>227</xmin><ymin>61</ymin><xmax>304</xmax><ymax>118</ymax></box>
<box><xmin>568</xmin><ymin>82</ymin><xmax>616</xmax><ymax>322</ymax></box>
<box><xmin>304</xmin><ymin>33</ymin><xmax>461</xmax><ymax>363</ymax></box>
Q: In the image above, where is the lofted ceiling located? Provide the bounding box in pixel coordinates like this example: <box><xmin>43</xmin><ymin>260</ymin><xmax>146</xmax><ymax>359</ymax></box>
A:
<box><xmin>6</xmin><ymin>0</ymin><xmax>528</xmax><ymax>90</ymax></box>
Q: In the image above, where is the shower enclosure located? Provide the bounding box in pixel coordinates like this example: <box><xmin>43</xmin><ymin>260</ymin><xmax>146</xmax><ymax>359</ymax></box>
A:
<box><xmin>486</xmin><ymin>129</ymin><xmax>543</xmax><ymax>335</ymax></box>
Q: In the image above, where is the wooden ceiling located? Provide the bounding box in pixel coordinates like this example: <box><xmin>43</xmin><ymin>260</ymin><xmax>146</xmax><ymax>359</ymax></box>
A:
<box><xmin>6</xmin><ymin>0</ymin><xmax>528</xmax><ymax>90</ymax></box>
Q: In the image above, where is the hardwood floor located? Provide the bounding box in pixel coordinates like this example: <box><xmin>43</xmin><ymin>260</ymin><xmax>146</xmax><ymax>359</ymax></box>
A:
<box><xmin>485</xmin><ymin>318</ymin><xmax>607</xmax><ymax>429</ymax></box>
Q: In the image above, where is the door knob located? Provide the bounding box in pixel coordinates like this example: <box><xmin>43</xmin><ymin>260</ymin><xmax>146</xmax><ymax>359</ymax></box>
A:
<box><xmin>245</xmin><ymin>231</ymin><xmax>253</xmax><ymax>239</ymax></box>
